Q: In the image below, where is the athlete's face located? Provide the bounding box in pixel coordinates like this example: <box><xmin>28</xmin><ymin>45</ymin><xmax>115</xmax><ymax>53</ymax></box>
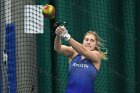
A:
<box><xmin>83</xmin><ymin>34</ymin><xmax>97</xmax><ymax>51</ymax></box>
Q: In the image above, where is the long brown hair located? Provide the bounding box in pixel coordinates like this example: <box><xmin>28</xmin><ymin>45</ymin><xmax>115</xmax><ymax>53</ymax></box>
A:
<box><xmin>84</xmin><ymin>31</ymin><xmax>107</xmax><ymax>60</ymax></box>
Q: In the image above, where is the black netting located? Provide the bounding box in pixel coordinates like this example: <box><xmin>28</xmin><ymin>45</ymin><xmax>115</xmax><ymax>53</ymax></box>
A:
<box><xmin>0</xmin><ymin>0</ymin><xmax>140</xmax><ymax>93</ymax></box>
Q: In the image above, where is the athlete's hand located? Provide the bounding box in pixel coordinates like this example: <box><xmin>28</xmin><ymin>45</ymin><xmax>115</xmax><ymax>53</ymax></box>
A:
<box><xmin>55</xmin><ymin>26</ymin><xmax>71</xmax><ymax>41</ymax></box>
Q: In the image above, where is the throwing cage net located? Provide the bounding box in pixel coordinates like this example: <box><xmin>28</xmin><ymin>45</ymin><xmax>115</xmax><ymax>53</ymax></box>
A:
<box><xmin>0</xmin><ymin>0</ymin><xmax>140</xmax><ymax>93</ymax></box>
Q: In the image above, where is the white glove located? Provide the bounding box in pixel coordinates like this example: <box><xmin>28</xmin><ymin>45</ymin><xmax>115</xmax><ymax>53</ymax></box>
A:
<box><xmin>60</xmin><ymin>26</ymin><xmax>71</xmax><ymax>41</ymax></box>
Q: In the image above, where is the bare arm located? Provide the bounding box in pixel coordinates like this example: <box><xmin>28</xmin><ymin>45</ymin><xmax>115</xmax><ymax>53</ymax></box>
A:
<box><xmin>55</xmin><ymin>26</ymin><xmax>101</xmax><ymax>63</ymax></box>
<box><xmin>54</xmin><ymin>35</ymin><xmax>74</xmax><ymax>57</ymax></box>
<box><xmin>68</xmin><ymin>38</ymin><xmax>101</xmax><ymax>63</ymax></box>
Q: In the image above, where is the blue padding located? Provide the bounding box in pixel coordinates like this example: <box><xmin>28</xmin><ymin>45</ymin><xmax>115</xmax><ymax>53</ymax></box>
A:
<box><xmin>6</xmin><ymin>23</ymin><xmax>17</xmax><ymax>93</ymax></box>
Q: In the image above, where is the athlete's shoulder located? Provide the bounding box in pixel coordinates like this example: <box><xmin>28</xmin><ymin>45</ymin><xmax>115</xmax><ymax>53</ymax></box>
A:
<box><xmin>69</xmin><ymin>51</ymin><xmax>78</xmax><ymax>63</ymax></box>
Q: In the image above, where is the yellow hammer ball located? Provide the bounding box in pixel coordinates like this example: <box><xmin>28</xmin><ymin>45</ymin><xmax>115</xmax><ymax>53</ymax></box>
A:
<box><xmin>42</xmin><ymin>4</ymin><xmax>55</xmax><ymax>19</ymax></box>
